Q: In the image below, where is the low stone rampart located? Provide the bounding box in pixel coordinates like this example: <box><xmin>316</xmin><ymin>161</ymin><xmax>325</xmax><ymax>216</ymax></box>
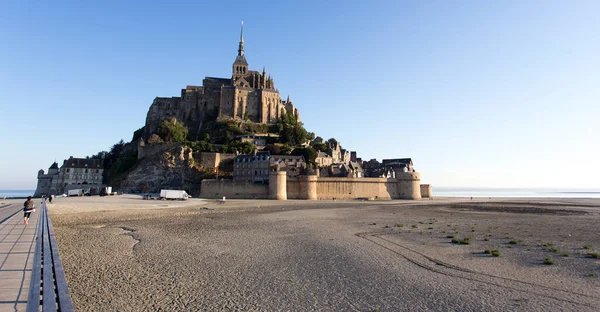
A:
<box><xmin>200</xmin><ymin>172</ymin><xmax>424</xmax><ymax>200</ymax></box>
<box><xmin>420</xmin><ymin>184</ymin><xmax>432</xmax><ymax>198</ymax></box>
<box><xmin>200</xmin><ymin>179</ymin><xmax>268</xmax><ymax>199</ymax></box>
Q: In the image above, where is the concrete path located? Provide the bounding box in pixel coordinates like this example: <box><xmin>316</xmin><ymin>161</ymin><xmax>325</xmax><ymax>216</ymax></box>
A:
<box><xmin>0</xmin><ymin>203</ymin><xmax>38</xmax><ymax>312</ymax></box>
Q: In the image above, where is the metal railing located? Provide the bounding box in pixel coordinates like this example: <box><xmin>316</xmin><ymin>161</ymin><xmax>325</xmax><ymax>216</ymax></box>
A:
<box><xmin>27</xmin><ymin>201</ymin><xmax>74</xmax><ymax>312</ymax></box>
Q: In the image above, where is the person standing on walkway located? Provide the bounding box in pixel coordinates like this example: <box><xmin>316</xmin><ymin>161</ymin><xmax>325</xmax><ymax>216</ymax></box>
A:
<box><xmin>23</xmin><ymin>196</ymin><xmax>35</xmax><ymax>225</ymax></box>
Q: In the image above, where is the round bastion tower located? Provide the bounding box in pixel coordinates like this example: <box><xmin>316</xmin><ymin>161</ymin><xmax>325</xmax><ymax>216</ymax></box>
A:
<box><xmin>394</xmin><ymin>171</ymin><xmax>422</xmax><ymax>200</ymax></box>
<box><xmin>269</xmin><ymin>169</ymin><xmax>287</xmax><ymax>200</ymax></box>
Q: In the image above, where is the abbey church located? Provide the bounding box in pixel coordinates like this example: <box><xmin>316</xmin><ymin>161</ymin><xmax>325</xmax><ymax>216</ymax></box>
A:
<box><xmin>143</xmin><ymin>23</ymin><xmax>300</xmax><ymax>140</ymax></box>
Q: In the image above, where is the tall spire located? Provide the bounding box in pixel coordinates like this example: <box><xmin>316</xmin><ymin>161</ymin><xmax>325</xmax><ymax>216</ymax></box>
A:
<box><xmin>238</xmin><ymin>20</ymin><xmax>244</xmax><ymax>56</ymax></box>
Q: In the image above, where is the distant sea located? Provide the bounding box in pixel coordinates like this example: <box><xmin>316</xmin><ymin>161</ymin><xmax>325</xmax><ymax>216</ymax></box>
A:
<box><xmin>434</xmin><ymin>187</ymin><xmax>600</xmax><ymax>198</ymax></box>
<box><xmin>0</xmin><ymin>190</ymin><xmax>35</xmax><ymax>199</ymax></box>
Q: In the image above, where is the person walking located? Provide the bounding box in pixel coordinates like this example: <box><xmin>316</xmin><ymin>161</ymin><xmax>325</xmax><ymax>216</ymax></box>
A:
<box><xmin>23</xmin><ymin>196</ymin><xmax>35</xmax><ymax>225</ymax></box>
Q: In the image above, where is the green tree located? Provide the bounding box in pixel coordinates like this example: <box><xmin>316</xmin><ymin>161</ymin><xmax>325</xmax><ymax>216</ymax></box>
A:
<box><xmin>291</xmin><ymin>147</ymin><xmax>317</xmax><ymax>165</ymax></box>
<box><xmin>280</xmin><ymin>144</ymin><xmax>293</xmax><ymax>155</ymax></box>
<box><xmin>313</xmin><ymin>142</ymin><xmax>327</xmax><ymax>152</ymax></box>
<box><xmin>147</xmin><ymin>134</ymin><xmax>163</xmax><ymax>145</ymax></box>
<box><xmin>328</xmin><ymin>138</ymin><xmax>338</xmax><ymax>145</ymax></box>
<box><xmin>158</xmin><ymin>118</ymin><xmax>189</xmax><ymax>143</ymax></box>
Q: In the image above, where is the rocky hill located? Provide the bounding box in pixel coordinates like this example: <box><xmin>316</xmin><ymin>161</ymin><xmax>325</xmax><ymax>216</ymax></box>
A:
<box><xmin>112</xmin><ymin>144</ymin><xmax>205</xmax><ymax>196</ymax></box>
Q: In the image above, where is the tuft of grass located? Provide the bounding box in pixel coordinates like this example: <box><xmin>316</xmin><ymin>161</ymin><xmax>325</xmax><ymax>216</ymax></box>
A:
<box><xmin>588</xmin><ymin>252</ymin><xmax>600</xmax><ymax>259</ymax></box>
<box><xmin>384</xmin><ymin>225</ymin><xmax>390</xmax><ymax>228</ymax></box>
<box><xmin>395</xmin><ymin>223</ymin><xmax>404</xmax><ymax>228</ymax></box>
<box><xmin>509</xmin><ymin>239</ymin><xmax>519</xmax><ymax>245</ymax></box>
<box><xmin>452</xmin><ymin>237</ymin><xmax>471</xmax><ymax>245</ymax></box>
<box><xmin>583</xmin><ymin>244</ymin><xmax>593</xmax><ymax>249</ymax></box>
<box><xmin>369</xmin><ymin>223</ymin><xmax>377</xmax><ymax>225</ymax></box>
<box><xmin>548</xmin><ymin>247</ymin><xmax>560</xmax><ymax>253</ymax></box>
<box><xmin>484</xmin><ymin>237</ymin><xmax>489</xmax><ymax>241</ymax></box>
<box><xmin>412</xmin><ymin>224</ymin><xmax>418</xmax><ymax>229</ymax></box>
<box><xmin>542</xmin><ymin>242</ymin><xmax>554</xmax><ymax>247</ymax></box>
<box><xmin>562</xmin><ymin>253</ymin><xmax>570</xmax><ymax>257</ymax></box>
<box><xmin>543</xmin><ymin>257</ymin><xmax>554</xmax><ymax>265</ymax></box>
<box><xmin>427</xmin><ymin>227</ymin><xmax>434</xmax><ymax>230</ymax></box>
<box><xmin>419</xmin><ymin>231</ymin><xmax>423</xmax><ymax>235</ymax></box>
<box><xmin>484</xmin><ymin>249</ymin><xmax>500</xmax><ymax>257</ymax></box>
<box><xmin>471</xmin><ymin>229</ymin><xmax>476</xmax><ymax>232</ymax></box>
<box><xmin>446</xmin><ymin>235</ymin><xmax>455</xmax><ymax>239</ymax></box>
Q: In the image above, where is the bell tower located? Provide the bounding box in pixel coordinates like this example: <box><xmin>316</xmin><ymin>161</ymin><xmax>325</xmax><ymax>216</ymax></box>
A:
<box><xmin>232</xmin><ymin>21</ymin><xmax>248</xmax><ymax>81</ymax></box>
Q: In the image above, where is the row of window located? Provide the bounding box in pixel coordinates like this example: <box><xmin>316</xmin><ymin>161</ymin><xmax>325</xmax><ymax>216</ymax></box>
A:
<box><xmin>237</xmin><ymin>157</ymin><xmax>269</xmax><ymax>162</ymax></box>
<box><xmin>237</xmin><ymin>170</ymin><xmax>268</xmax><ymax>176</ymax></box>
<box><xmin>236</xmin><ymin>163</ymin><xmax>269</xmax><ymax>169</ymax></box>
<box><xmin>66</xmin><ymin>175</ymin><xmax>100</xmax><ymax>180</ymax></box>
<box><xmin>66</xmin><ymin>169</ymin><xmax>100</xmax><ymax>173</ymax></box>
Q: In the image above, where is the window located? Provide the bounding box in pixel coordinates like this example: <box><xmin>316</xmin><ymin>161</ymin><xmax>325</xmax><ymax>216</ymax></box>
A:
<box><xmin>66</xmin><ymin>169</ymin><xmax>70</xmax><ymax>173</ymax></box>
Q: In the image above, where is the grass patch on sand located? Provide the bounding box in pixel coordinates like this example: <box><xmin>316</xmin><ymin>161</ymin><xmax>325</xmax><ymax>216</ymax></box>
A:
<box><xmin>484</xmin><ymin>249</ymin><xmax>500</xmax><ymax>257</ymax></box>
<box><xmin>548</xmin><ymin>247</ymin><xmax>560</xmax><ymax>253</ymax></box>
<box><xmin>583</xmin><ymin>244</ymin><xmax>593</xmax><ymax>250</ymax></box>
<box><xmin>588</xmin><ymin>252</ymin><xmax>600</xmax><ymax>259</ymax></box>
<box><xmin>509</xmin><ymin>239</ymin><xmax>519</xmax><ymax>245</ymax></box>
<box><xmin>544</xmin><ymin>257</ymin><xmax>554</xmax><ymax>265</ymax></box>
<box><xmin>452</xmin><ymin>237</ymin><xmax>471</xmax><ymax>245</ymax></box>
<box><xmin>395</xmin><ymin>223</ymin><xmax>404</xmax><ymax>228</ymax></box>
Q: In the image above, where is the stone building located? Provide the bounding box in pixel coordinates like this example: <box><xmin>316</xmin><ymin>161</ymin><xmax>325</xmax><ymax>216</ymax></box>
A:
<box><xmin>233</xmin><ymin>151</ymin><xmax>307</xmax><ymax>182</ymax></box>
<box><xmin>315</xmin><ymin>151</ymin><xmax>332</xmax><ymax>167</ymax></box>
<box><xmin>143</xmin><ymin>23</ymin><xmax>301</xmax><ymax>141</ymax></box>
<box><xmin>34</xmin><ymin>157</ymin><xmax>104</xmax><ymax>196</ymax></box>
<box><xmin>270</xmin><ymin>155</ymin><xmax>306</xmax><ymax>178</ymax></box>
<box><xmin>233</xmin><ymin>151</ymin><xmax>271</xmax><ymax>183</ymax></box>
<box><xmin>34</xmin><ymin>162</ymin><xmax>60</xmax><ymax>197</ymax></box>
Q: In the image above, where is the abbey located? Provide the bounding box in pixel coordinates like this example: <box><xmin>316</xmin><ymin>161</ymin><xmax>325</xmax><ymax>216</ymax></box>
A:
<box><xmin>143</xmin><ymin>23</ymin><xmax>300</xmax><ymax>140</ymax></box>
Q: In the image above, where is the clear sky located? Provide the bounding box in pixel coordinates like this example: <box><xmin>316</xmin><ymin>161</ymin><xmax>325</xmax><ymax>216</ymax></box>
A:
<box><xmin>1</xmin><ymin>0</ymin><xmax>598</xmax><ymax>190</ymax></box>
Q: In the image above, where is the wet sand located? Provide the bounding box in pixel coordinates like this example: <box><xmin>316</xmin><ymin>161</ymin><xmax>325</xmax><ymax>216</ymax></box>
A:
<box><xmin>49</xmin><ymin>195</ymin><xmax>600</xmax><ymax>311</ymax></box>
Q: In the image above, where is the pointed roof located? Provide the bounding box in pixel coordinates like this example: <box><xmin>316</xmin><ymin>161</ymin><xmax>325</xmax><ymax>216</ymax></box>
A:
<box><xmin>49</xmin><ymin>162</ymin><xmax>59</xmax><ymax>170</ymax></box>
<box><xmin>234</xmin><ymin>21</ymin><xmax>248</xmax><ymax>66</ymax></box>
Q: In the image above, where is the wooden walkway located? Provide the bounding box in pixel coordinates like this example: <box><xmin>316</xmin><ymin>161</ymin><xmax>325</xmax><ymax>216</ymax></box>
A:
<box><xmin>0</xmin><ymin>200</ymin><xmax>73</xmax><ymax>312</ymax></box>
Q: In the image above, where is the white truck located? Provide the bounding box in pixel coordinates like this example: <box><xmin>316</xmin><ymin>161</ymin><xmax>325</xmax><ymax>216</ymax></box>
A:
<box><xmin>68</xmin><ymin>189</ymin><xmax>83</xmax><ymax>197</ymax></box>
<box><xmin>100</xmin><ymin>186</ymin><xmax>112</xmax><ymax>196</ymax></box>
<box><xmin>159</xmin><ymin>189</ymin><xmax>190</xmax><ymax>200</ymax></box>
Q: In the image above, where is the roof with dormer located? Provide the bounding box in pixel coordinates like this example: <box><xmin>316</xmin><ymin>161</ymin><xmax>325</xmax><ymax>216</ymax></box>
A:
<box><xmin>61</xmin><ymin>157</ymin><xmax>104</xmax><ymax>169</ymax></box>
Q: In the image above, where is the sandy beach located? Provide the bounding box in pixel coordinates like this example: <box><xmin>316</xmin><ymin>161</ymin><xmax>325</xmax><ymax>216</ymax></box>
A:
<box><xmin>47</xmin><ymin>195</ymin><xmax>600</xmax><ymax>311</ymax></box>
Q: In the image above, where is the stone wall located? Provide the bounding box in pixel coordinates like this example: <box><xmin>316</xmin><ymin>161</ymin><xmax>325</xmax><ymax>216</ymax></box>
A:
<box><xmin>420</xmin><ymin>184</ymin><xmax>432</xmax><ymax>198</ymax></box>
<box><xmin>200</xmin><ymin>179</ymin><xmax>268</xmax><ymax>199</ymax></box>
<box><xmin>199</xmin><ymin>152</ymin><xmax>236</xmax><ymax>170</ymax></box>
<box><xmin>200</xmin><ymin>173</ymin><xmax>422</xmax><ymax>200</ymax></box>
<box><xmin>138</xmin><ymin>143</ymin><xmax>178</xmax><ymax>160</ymax></box>
<box><xmin>315</xmin><ymin>177</ymin><xmax>398</xmax><ymax>200</ymax></box>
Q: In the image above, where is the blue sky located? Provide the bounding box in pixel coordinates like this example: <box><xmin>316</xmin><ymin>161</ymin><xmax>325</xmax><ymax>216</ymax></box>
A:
<box><xmin>1</xmin><ymin>0</ymin><xmax>598</xmax><ymax>190</ymax></box>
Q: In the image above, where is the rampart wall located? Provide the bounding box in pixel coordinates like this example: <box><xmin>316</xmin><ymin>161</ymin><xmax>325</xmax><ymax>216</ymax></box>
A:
<box><xmin>200</xmin><ymin>172</ymin><xmax>422</xmax><ymax>200</ymax></box>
